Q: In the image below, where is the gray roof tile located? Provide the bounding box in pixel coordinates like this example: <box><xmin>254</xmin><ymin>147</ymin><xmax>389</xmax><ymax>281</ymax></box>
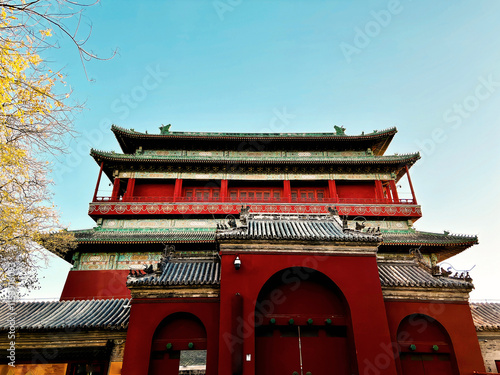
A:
<box><xmin>74</xmin><ymin>229</ymin><xmax>215</xmax><ymax>243</ymax></box>
<box><xmin>381</xmin><ymin>231</ymin><xmax>478</xmax><ymax>246</ymax></box>
<box><xmin>471</xmin><ymin>303</ymin><xmax>500</xmax><ymax>331</ymax></box>
<box><xmin>128</xmin><ymin>259</ymin><xmax>220</xmax><ymax>286</ymax></box>
<box><xmin>378</xmin><ymin>259</ymin><xmax>473</xmax><ymax>289</ymax></box>
<box><xmin>0</xmin><ymin>299</ymin><xmax>130</xmax><ymax>331</ymax></box>
<box><xmin>217</xmin><ymin>214</ymin><xmax>380</xmax><ymax>242</ymax></box>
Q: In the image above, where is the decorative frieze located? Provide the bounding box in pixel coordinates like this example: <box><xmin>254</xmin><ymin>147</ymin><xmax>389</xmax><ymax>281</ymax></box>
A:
<box><xmin>89</xmin><ymin>203</ymin><xmax>422</xmax><ymax>218</ymax></box>
<box><xmin>119</xmin><ymin>170</ymin><xmax>395</xmax><ymax>181</ymax></box>
<box><xmin>75</xmin><ymin>252</ymin><xmax>162</xmax><ymax>270</ymax></box>
<box><xmin>102</xmin><ymin>219</ymin><xmax>218</xmax><ymax>229</ymax></box>
<box><xmin>140</xmin><ymin>149</ymin><xmax>369</xmax><ymax>158</ymax></box>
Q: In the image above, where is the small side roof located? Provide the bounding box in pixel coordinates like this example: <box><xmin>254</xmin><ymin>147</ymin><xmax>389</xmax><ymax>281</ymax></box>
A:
<box><xmin>471</xmin><ymin>303</ymin><xmax>500</xmax><ymax>332</ymax></box>
<box><xmin>216</xmin><ymin>213</ymin><xmax>381</xmax><ymax>243</ymax></box>
<box><xmin>73</xmin><ymin>228</ymin><xmax>216</xmax><ymax>244</ymax></box>
<box><xmin>380</xmin><ymin>230</ymin><xmax>478</xmax><ymax>261</ymax></box>
<box><xmin>0</xmin><ymin>298</ymin><xmax>129</xmax><ymax>331</ymax></box>
<box><xmin>127</xmin><ymin>257</ymin><xmax>220</xmax><ymax>287</ymax></box>
<box><xmin>378</xmin><ymin>258</ymin><xmax>473</xmax><ymax>289</ymax></box>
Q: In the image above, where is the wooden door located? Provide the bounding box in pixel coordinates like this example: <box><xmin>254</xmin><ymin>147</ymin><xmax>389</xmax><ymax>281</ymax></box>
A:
<box><xmin>256</xmin><ymin>325</ymin><xmax>350</xmax><ymax>375</ymax></box>
<box><xmin>400</xmin><ymin>353</ymin><xmax>453</xmax><ymax>375</ymax></box>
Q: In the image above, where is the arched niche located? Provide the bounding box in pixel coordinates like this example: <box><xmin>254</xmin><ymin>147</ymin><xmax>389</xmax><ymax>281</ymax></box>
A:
<box><xmin>397</xmin><ymin>314</ymin><xmax>458</xmax><ymax>375</ymax></box>
<box><xmin>254</xmin><ymin>267</ymin><xmax>355</xmax><ymax>375</ymax></box>
<box><xmin>149</xmin><ymin>312</ymin><xmax>207</xmax><ymax>375</ymax></box>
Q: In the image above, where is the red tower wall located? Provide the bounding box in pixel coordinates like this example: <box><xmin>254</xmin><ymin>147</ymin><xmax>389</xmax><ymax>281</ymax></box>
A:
<box><xmin>336</xmin><ymin>180</ymin><xmax>377</xmax><ymax>200</ymax></box>
<box><xmin>60</xmin><ymin>270</ymin><xmax>131</xmax><ymax>300</ymax></box>
<box><xmin>133</xmin><ymin>180</ymin><xmax>175</xmax><ymax>197</ymax></box>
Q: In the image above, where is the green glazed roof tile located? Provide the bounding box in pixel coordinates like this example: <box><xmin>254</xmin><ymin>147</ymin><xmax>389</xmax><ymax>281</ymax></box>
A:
<box><xmin>380</xmin><ymin>230</ymin><xmax>478</xmax><ymax>246</ymax></box>
<box><xmin>111</xmin><ymin>124</ymin><xmax>397</xmax><ymax>139</ymax></box>
<box><xmin>90</xmin><ymin>148</ymin><xmax>420</xmax><ymax>164</ymax></box>
<box><xmin>73</xmin><ymin>228</ymin><xmax>216</xmax><ymax>243</ymax></box>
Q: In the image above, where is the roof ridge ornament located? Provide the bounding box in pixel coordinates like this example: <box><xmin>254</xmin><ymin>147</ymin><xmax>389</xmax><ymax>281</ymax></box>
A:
<box><xmin>159</xmin><ymin>124</ymin><xmax>171</xmax><ymax>134</ymax></box>
<box><xmin>334</xmin><ymin>125</ymin><xmax>346</xmax><ymax>135</ymax></box>
<box><xmin>239</xmin><ymin>205</ymin><xmax>250</xmax><ymax>225</ymax></box>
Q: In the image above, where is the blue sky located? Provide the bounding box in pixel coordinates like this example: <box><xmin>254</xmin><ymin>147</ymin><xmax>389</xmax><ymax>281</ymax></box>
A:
<box><xmin>30</xmin><ymin>0</ymin><xmax>500</xmax><ymax>300</ymax></box>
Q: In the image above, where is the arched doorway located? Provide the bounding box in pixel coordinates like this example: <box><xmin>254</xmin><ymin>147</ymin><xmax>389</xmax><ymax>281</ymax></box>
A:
<box><xmin>255</xmin><ymin>267</ymin><xmax>355</xmax><ymax>375</ymax></box>
<box><xmin>149</xmin><ymin>312</ymin><xmax>207</xmax><ymax>375</ymax></box>
<box><xmin>397</xmin><ymin>314</ymin><xmax>458</xmax><ymax>375</ymax></box>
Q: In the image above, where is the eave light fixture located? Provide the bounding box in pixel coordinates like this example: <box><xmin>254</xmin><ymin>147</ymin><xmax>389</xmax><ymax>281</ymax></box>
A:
<box><xmin>234</xmin><ymin>256</ymin><xmax>241</xmax><ymax>270</ymax></box>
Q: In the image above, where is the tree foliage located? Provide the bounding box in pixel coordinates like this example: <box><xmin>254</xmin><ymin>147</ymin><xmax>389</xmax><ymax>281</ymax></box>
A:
<box><xmin>0</xmin><ymin>1</ymin><xmax>104</xmax><ymax>296</ymax></box>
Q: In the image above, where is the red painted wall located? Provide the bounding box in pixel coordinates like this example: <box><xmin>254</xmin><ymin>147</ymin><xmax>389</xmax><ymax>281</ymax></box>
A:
<box><xmin>133</xmin><ymin>181</ymin><xmax>175</xmax><ymax>197</ymax></box>
<box><xmin>384</xmin><ymin>300</ymin><xmax>485</xmax><ymax>374</ymax></box>
<box><xmin>60</xmin><ymin>270</ymin><xmax>131</xmax><ymax>300</ymax></box>
<box><xmin>217</xmin><ymin>252</ymin><xmax>398</xmax><ymax>375</ymax></box>
<box><xmin>336</xmin><ymin>181</ymin><xmax>376</xmax><ymax>199</ymax></box>
<box><xmin>121</xmin><ymin>299</ymin><xmax>220</xmax><ymax>375</ymax></box>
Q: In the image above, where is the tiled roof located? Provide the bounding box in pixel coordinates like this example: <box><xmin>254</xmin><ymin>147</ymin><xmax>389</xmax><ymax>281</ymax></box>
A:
<box><xmin>73</xmin><ymin>229</ymin><xmax>216</xmax><ymax>244</ymax></box>
<box><xmin>471</xmin><ymin>303</ymin><xmax>500</xmax><ymax>331</ymax></box>
<box><xmin>128</xmin><ymin>259</ymin><xmax>220</xmax><ymax>286</ymax></box>
<box><xmin>90</xmin><ymin>148</ymin><xmax>419</xmax><ymax>165</ymax></box>
<box><xmin>381</xmin><ymin>231</ymin><xmax>478</xmax><ymax>246</ymax></box>
<box><xmin>0</xmin><ymin>299</ymin><xmax>129</xmax><ymax>331</ymax></box>
<box><xmin>73</xmin><ymin>228</ymin><xmax>476</xmax><ymax>248</ymax></box>
<box><xmin>130</xmin><ymin>256</ymin><xmax>470</xmax><ymax>289</ymax></box>
<box><xmin>112</xmin><ymin>125</ymin><xmax>397</xmax><ymax>155</ymax></box>
<box><xmin>112</xmin><ymin>124</ymin><xmax>397</xmax><ymax>139</ymax></box>
<box><xmin>378</xmin><ymin>259</ymin><xmax>473</xmax><ymax>289</ymax></box>
<box><xmin>217</xmin><ymin>214</ymin><xmax>380</xmax><ymax>242</ymax></box>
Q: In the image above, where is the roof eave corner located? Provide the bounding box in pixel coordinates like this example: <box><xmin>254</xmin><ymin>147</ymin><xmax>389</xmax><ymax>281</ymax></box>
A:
<box><xmin>375</xmin><ymin>127</ymin><xmax>398</xmax><ymax>156</ymax></box>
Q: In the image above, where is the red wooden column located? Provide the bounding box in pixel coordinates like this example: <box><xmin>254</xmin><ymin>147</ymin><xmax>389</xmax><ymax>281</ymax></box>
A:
<box><xmin>173</xmin><ymin>179</ymin><xmax>183</xmax><ymax>202</ymax></box>
<box><xmin>111</xmin><ymin>178</ymin><xmax>121</xmax><ymax>202</ymax></box>
<box><xmin>93</xmin><ymin>162</ymin><xmax>104</xmax><ymax>201</ymax></box>
<box><xmin>283</xmin><ymin>180</ymin><xmax>291</xmax><ymax>203</ymax></box>
<box><xmin>220</xmin><ymin>180</ymin><xmax>228</xmax><ymax>202</ymax></box>
<box><xmin>328</xmin><ymin>180</ymin><xmax>338</xmax><ymax>202</ymax></box>
<box><xmin>124</xmin><ymin>178</ymin><xmax>135</xmax><ymax>201</ymax></box>
<box><xmin>375</xmin><ymin>180</ymin><xmax>384</xmax><ymax>203</ymax></box>
<box><xmin>405</xmin><ymin>165</ymin><xmax>417</xmax><ymax>204</ymax></box>
<box><xmin>384</xmin><ymin>183</ymin><xmax>393</xmax><ymax>203</ymax></box>
<box><xmin>389</xmin><ymin>180</ymin><xmax>399</xmax><ymax>203</ymax></box>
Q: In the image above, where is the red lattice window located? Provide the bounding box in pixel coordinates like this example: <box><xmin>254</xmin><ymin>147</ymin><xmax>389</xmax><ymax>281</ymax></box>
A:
<box><xmin>183</xmin><ymin>188</ymin><xmax>220</xmax><ymax>201</ymax></box>
<box><xmin>291</xmin><ymin>188</ymin><xmax>326</xmax><ymax>202</ymax></box>
<box><xmin>227</xmin><ymin>189</ymin><xmax>281</xmax><ymax>202</ymax></box>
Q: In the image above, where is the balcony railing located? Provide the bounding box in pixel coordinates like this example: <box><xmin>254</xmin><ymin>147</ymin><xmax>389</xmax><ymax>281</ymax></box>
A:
<box><xmin>93</xmin><ymin>196</ymin><xmax>415</xmax><ymax>205</ymax></box>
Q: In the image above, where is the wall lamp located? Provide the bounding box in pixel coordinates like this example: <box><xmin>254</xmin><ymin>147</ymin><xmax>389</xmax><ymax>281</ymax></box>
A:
<box><xmin>234</xmin><ymin>256</ymin><xmax>241</xmax><ymax>270</ymax></box>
